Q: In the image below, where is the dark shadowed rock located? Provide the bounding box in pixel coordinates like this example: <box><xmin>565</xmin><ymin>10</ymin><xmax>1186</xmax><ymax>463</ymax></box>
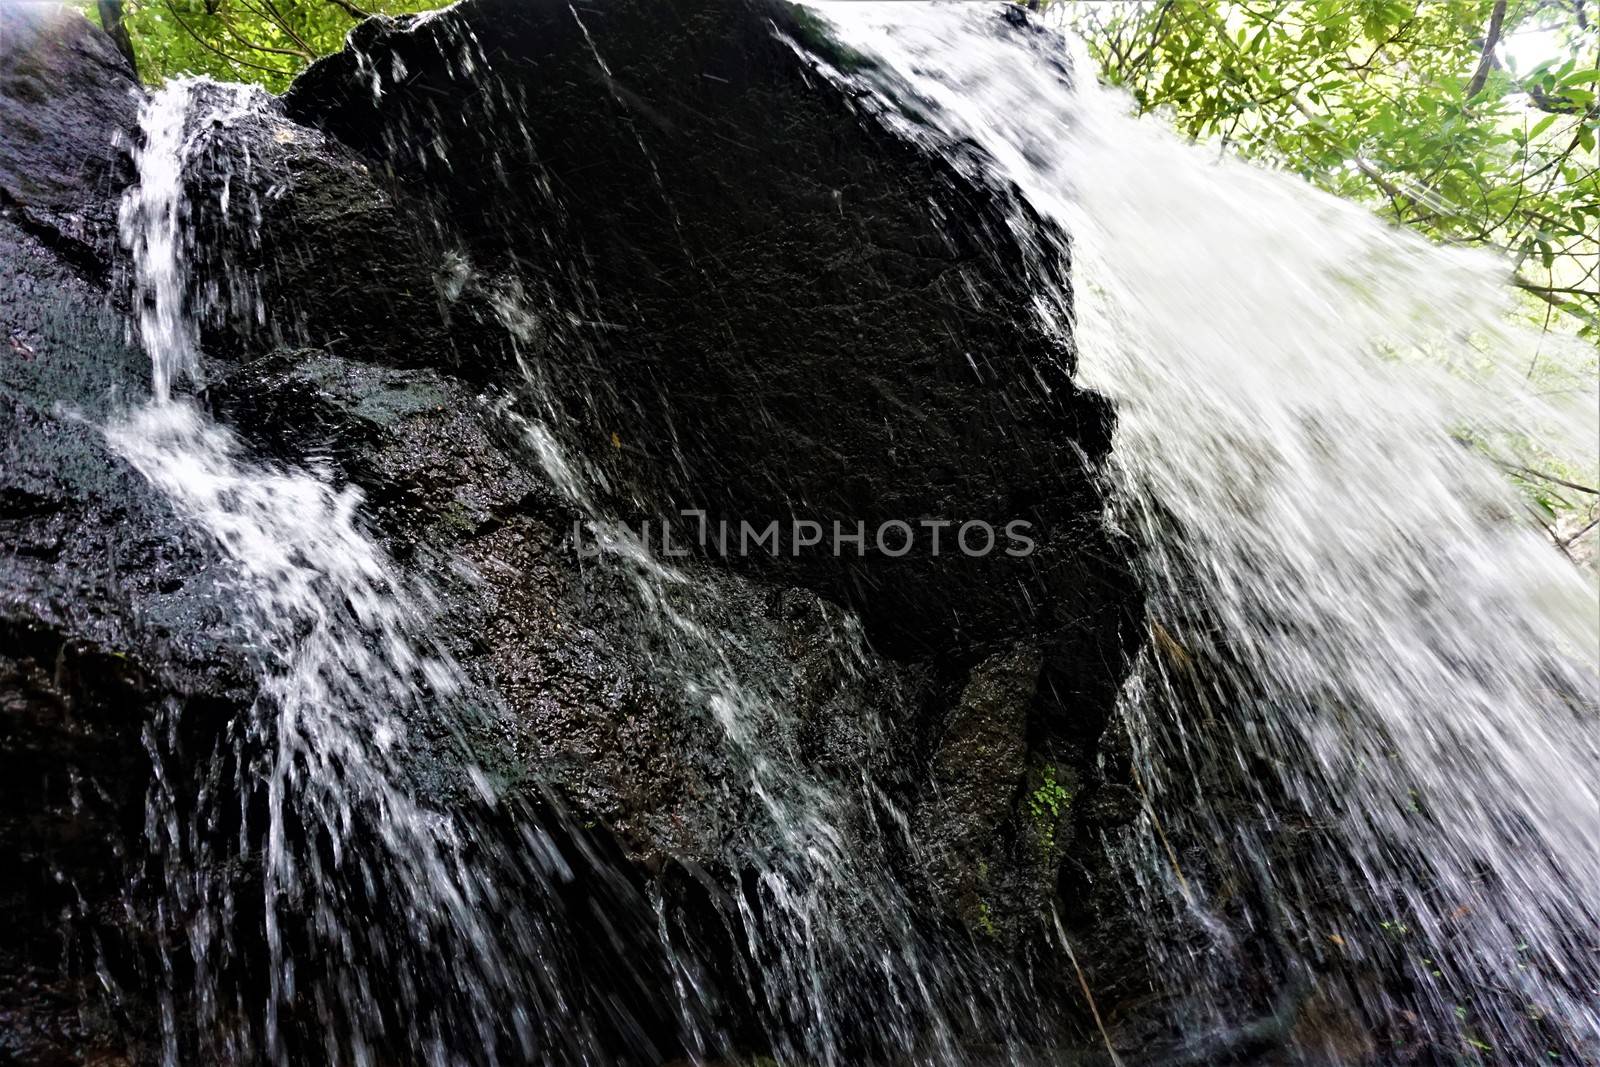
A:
<box><xmin>0</xmin><ymin>0</ymin><xmax>1150</xmax><ymax>1061</ymax></box>
<box><xmin>168</xmin><ymin>0</ymin><xmax>1143</xmax><ymax>937</ymax></box>
<box><xmin>260</xmin><ymin>0</ymin><xmax>1142</xmax><ymax>959</ymax></box>
<box><xmin>268</xmin><ymin>0</ymin><xmax>1137</xmax><ymax>670</ymax></box>
<box><xmin>206</xmin><ymin>346</ymin><xmax>930</xmax><ymax>869</ymax></box>
<box><xmin>0</xmin><ymin>206</ymin><xmax>253</xmax><ymax>1067</ymax></box>
<box><xmin>915</xmin><ymin>646</ymin><xmax>1040</xmax><ymax>935</ymax></box>
<box><xmin>175</xmin><ymin>83</ymin><xmax>466</xmax><ymax>368</ymax></box>
<box><xmin>0</xmin><ymin>2</ymin><xmax>139</xmax><ymax>273</ymax></box>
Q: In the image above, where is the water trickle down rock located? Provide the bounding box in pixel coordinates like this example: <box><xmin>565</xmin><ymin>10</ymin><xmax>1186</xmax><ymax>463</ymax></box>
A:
<box><xmin>0</xmin><ymin>7</ymin><xmax>258</xmax><ymax>1061</ymax></box>
<box><xmin>265</xmin><ymin>0</ymin><xmax>1141</xmax><ymax>905</ymax></box>
<box><xmin>0</xmin><ymin>1</ymin><xmax>1148</xmax><ymax>1061</ymax></box>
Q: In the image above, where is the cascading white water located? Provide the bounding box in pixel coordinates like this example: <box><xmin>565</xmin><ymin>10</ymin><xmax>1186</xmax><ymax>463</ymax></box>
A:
<box><xmin>108</xmin><ymin>69</ymin><xmax>1036</xmax><ymax>1067</ymax></box>
<box><xmin>806</xmin><ymin>2</ymin><xmax>1599</xmax><ymax>1060</ymax></box>
<box><xmin>119</xmin><ymin>81</ymin><xmax>201</xmax><ymax>402</ymax></box>
<box><xmin>103</xmin><ymin>8</ymin><xmax>1598</xmax><ymax>1064</ymax></box>
<box><xmin>109</xmin><ymin>81</ymin><xmax>589</xmax><ymax>1065</ymax></box>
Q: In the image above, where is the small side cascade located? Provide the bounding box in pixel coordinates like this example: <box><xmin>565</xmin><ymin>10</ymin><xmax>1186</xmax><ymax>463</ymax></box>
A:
<box><xmin>110</xmin><ymin>81</ymin><xmax>586</xmax><ymax>1065</ymax></box>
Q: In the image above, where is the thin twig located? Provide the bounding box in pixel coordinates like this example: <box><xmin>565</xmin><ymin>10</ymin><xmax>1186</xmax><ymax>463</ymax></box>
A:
<box><xmin>1561</xmin><ymin>516</ymin><xmax>1600</xmax><ymax>546</ymax></box>
<box><xmin>216</xmin><ymin>15</ymin><xmax>314</xmax><ymax>59</ymax></box>
<box><xmin>324</xmin><ymin>0</ymin><xmax>373</xmax><ymax>20</ymax></box>
<box><xmin>253</xmin><ymin>0</ymin><xmax>316</xmax><ymax>55</ymax></box>
<box><xmin>162</xmin><ymin>0</ymin><xmax>294</xmax><ymax>77</ymax></box>
<box><xmin>1052</xmin><ymin>909</ymin><xmax>1125</xmax><ymax>1067</ymax></box>
<box><xmin>1497</xmin><ymin>461</ymin><xmax>1600</xmax><ymax>496</ymax></box>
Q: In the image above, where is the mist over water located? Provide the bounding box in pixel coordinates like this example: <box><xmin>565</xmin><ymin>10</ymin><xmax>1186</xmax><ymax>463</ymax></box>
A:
<box><xmin>806</xmin><ymin>1</ymin><xmax>1599</xmax><ymax>1059</ymax></box>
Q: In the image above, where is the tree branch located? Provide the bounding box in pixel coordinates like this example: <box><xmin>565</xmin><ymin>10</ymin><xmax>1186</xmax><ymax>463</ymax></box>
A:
<box><xmin>1497</xmin><ymin>461</ymin><xmax>1600</xmax><ymax>496</ymax></box>
<box><xmin>162</xmin><ymin>0</ymin><xmax>294</xmax><ymax>77</ymax></box>
<box><xmin>96</xmin><ymin>0</ymin><xmax>139</xmax><ymax>76</ymax></box>
<box><xmin>250</xmin><ymin>0</ymin><xmax>317</xmax><ymax>55</ymax></box>
<box><xmin>216</xmin><ymin>15</ymin><xmax>314</xmax><ymax>60</ymax></box>
<box><xmin>1465</xmin><ymin>0</ymin><xmax>1508</xmax><ymax>100</ymax></box>
<box><xmin>324</xmin><ymin>0</ymin><xmax>373</xmax><ymax>20</ymax></box>
<box><xmin>1514</xmin><ymin>274</ymin><xmax>1600</xmax><ymax>329</ymax></box>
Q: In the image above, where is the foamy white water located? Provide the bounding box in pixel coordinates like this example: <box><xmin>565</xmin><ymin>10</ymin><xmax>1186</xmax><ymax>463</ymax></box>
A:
<box><xmin>805</xmin><ymin>2</ymin><xmax>1599</xmax><ymax>1059</ymax></box>
<box><xmin>110</xmin><ymin>82</ymin><xmax>561</xmax><ymax>1065</ymax></box>
<box><xmin>102</xmin><ymin>11</ymin><xmax>1600</xmax><ymax>1063</ymax></box>
<box><xmin>118</xmin><ymin>81</ymin><xmax>199</xmax><ymax>401</ymax></box>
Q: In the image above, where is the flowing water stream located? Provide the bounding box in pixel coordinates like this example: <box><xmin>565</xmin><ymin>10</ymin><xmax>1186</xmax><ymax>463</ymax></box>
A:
<box><xmin>111</xmin><ymin>80</ymin><xmax>573</xmax><ymax>1064</ymax></box>
<box><xmin>107</xmin><ymin>64</ymin><xmax>1028</xmax><ymax>1067</ymax></box>
<box><xmin>803</xmin><ymin>2</ymin><xmax>1599</xmax><ymax>1061</ymax></box>
<box><xmin>102</xmin><ymin>3</ymin><xmax>1598</xmax><ymax>1064</ymax></box>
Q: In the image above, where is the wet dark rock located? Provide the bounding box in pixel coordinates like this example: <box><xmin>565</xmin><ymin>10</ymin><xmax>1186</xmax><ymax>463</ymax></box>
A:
<box><xmin>227</xmin><ymin>0</ymin><xmax>1143</xmax><ymax>935</ymax></box>
<box><xmin>914</xmin><ymin>646</ymin><xmax>1041</xmax><ymax>937</ymax></box>
<box><xmin>0</xmin><ymin>212</ymin><xmax>254</xmax><ymax>1064</ymax></box>
<box><xmin>1</xmin><ymin>1</ymin><xmax>1149</xmax><ymax>1062</ymax></box>
<box><xmin>271</xmin><ymin>0</ymin><xmax>1137</xmax><ymax>668</ymax></box>
<box><xmin>186</xmin><ymin>0</ymin><xmax>1141</xmax><ymax>934</ymax></box>
<box><xmin>0</xmin><ymin>2</ymin><xmax>139</xmax><ymax>275</ymax></box>
<box><xmin>207</xmin><ymin>346</ymin><xmax>931</xmax><ymax>867</ymax></box>
<box><xmin>177</xmin><ymin>84</ymin><xmax>464</xmax><ymax>368</ymax></box>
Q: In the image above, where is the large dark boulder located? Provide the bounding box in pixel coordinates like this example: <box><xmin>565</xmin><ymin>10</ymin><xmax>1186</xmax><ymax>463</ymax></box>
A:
<box><xmin>205</xmin><ymin>0</ymin><xmax>1145</xmax><ymax>952</ymax></box>
<box><xmin>183</xmin><ymin>0</ymin><xmax>1143</xmax><ymax>935</ymax></box>
<box><xmin>268</xmin><ymin>0</ymin><xmax>1136</xmax><ymax>674</ymax></box>
<box><xmin>271</xmin><ymin>0</ymin><xmax>1145</xmax><ymax>957</ymax></box>
<box><xmin>0</xmin><ymin>1</ymin><xmax>138</xmax><ymax>271</ymax></box>
<box><xmin>0</xmin><ymin>1</ymin><xmax>1147</xmax><ymax>1062</ymax></box>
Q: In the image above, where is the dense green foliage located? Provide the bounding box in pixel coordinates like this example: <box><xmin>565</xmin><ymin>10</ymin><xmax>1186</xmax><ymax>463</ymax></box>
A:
<box><xmin>86</xmin><ymin>0</ymin><xmax>443</xmax><ymax>92</ymax></box>
<box><xmin>1064</xmin><ymin>0</ymin><xmax>1599</xmax><ymax>341</ymax></box>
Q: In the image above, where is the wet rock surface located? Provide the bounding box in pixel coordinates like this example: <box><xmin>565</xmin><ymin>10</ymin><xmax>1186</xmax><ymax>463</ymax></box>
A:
<box><xmin>207</xmin><ymin>347</ymin><xmax>931</xmax><ymax>868</ymax></box>
<box><xmin>0</xmin><ymin>18</ymin><xmax>250</xmax><ymax>1056</ymax></box>
<box><xmin>914</xmin><ymin>646</ymin><xmax>1043</xmax><ymax>937</ymax></box>
<box><xmin>199</xmin><ymin>0</ymin><xmax>1142</xmax><ymax>922</ymax></box>
<box><xmin>0</xmin><ymin>3</ymin><xmax>138</xmax><ymax>272</ymax></box>
<box><xmin>278</xmin><ymin>0</ymin><xmax>1137</xmax><ymax>666</ymax></box>
<box><xmin>1</xmin><ymin>2</ymin><xmax>1149</xmax><ymax>1062</ymax></box>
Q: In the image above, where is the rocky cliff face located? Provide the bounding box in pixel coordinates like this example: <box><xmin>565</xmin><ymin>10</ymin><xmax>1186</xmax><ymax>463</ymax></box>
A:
<box><xmin>1</xmin><ymin>9</ymin><xmax>245</xmax><ymax>1060</ymax></box>
<box><xmin>0</xmin><ymin>1</ymin><xmax>1144</xmax><ymax>1062</ymax></box>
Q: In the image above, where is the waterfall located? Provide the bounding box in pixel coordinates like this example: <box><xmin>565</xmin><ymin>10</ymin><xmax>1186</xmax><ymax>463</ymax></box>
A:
<box><xmin>98</xmin><ymin>4</ymin><xmax>1599</xmax><ymax>1064</ymax></box>
<box><xmin>118</xmin><ymin>80</ymin><xmax>200</xmax><ymax>402</ymax></box>
<box><xmin>107</xmin><ymin>67</ymin><xmax>1044</xmax><ymax>1067</ymax></box>
<box><xmin>108</xmin><ymin>82</ymin><xmax>604</xmax><ymax>1065</ymax></box>
<box><xmin>805</xmin><ymin>1</ymin><xmax>1599</xmax><ymax>1061</ymax></box>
